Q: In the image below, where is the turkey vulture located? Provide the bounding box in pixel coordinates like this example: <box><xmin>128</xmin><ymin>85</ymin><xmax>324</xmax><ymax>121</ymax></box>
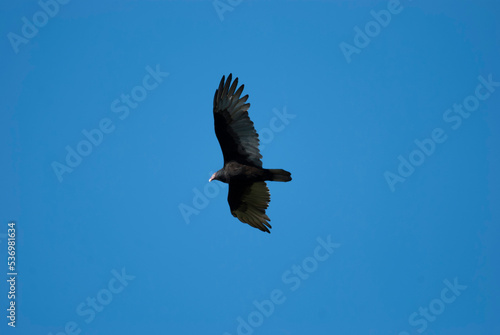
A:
<box><xmin>209</xmin><ymin>74</ymin><xmax>292</xmax><ymax>233</ymax></box>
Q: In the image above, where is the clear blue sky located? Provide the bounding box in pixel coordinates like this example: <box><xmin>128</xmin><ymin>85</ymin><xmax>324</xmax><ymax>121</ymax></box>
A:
<box><xmin>1</xmin><ymin>1</ymin><xmax>499</xmax><ymax>334</ymax></box>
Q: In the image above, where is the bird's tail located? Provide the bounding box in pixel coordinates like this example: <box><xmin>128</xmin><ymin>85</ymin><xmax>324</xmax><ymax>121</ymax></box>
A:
<box><xmin>268</xmin><ymin>169</ymin><xmax>292</xmax><ymax>182</ymax></box>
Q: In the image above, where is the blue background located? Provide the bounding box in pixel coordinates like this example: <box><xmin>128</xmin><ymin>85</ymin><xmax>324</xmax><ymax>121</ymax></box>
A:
<box><xmin>1</xmin><ymin>1</ymin><xmax>499</xmax><ymax>334</ymax></box>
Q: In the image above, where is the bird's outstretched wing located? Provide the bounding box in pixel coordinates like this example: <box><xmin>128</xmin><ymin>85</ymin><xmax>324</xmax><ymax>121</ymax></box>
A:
<box><xmin>213</xmin><ymin>74</ymin><xmax>262</xmax><ymax>168</ymax></box>
<box><xmin>228</xmin><ymin>181</ymin><xmax>271</xmax><ymax>233</ymax></box>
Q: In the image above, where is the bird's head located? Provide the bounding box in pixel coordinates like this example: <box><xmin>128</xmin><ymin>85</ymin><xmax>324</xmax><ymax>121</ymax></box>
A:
<box><xmin>209</xmin><ymin>170</ymin><xmax>227</xmax><ymax>183</ymax></box>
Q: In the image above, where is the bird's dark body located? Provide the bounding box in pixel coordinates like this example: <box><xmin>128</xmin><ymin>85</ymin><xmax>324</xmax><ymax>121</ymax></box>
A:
<box><xmin>213</xmin><ymin>162</ymin><xmax>273</xmax><ymax>183</ymax></box>
<box><xmin>210</xmin><ymin>74</ymin><xmax>291</xmax><ymax>233</ymax></box>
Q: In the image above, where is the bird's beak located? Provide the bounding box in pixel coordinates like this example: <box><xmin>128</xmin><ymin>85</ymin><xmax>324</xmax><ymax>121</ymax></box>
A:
<box><xmin>209</xmin><ymin>173</ymin><xmax>215</xmax><ymax>182</ymax></box>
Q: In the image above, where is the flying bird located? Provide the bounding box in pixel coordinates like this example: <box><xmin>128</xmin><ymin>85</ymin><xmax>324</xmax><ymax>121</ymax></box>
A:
<box><xmin>209</xmin><ymin>74</ymin><xmax>292</xmax><ymax>233</ymax></box>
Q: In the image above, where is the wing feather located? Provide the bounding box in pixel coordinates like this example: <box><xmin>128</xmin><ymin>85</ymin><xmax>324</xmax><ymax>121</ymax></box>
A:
<box><xmin>213</xmin><ymin>74</ymin><xmax>262</xmax><ymax>167</ymax></box>
<box><xmin>228</xmin><ymin>181</ymin><xmax>272</xmax><ymax>233</ymax></box>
